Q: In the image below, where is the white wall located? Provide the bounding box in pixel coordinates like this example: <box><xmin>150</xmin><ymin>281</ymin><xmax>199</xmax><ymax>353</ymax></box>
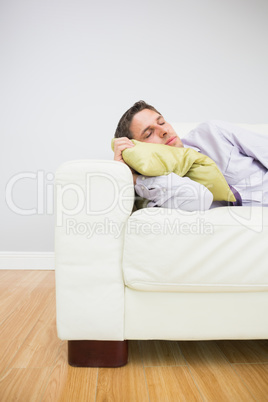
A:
<box><xmin>1</xmin><ymin>0</ymin><xmax>268</xmax><ymax>253</ymax></box>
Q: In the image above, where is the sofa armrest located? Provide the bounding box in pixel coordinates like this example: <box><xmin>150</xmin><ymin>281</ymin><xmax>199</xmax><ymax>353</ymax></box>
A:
<box><xmin>55</xmin><ymin>160</ymin><xmax>134</xmax><ymax>340</ymax></box>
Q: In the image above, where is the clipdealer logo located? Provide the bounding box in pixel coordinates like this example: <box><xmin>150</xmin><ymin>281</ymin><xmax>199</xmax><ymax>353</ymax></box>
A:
<box><xmin>4</xmin><ymin>169</ymin><xmax>264</xmax><ymax>234</ymax></box>
<box><xmin>5</xmin><ymin>171</ymin><xmax>54</xmax><ymax>215</ymax></box>
<box><xmin>5</xmin><ymin>170</ymin><xmax>134</xmax><ymax>224</ymax></box>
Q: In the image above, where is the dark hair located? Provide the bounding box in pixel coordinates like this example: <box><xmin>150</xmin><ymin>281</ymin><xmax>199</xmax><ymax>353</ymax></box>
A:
<box><xmin>114</xmin><ymin>100</ymin><xmax>160</xmax><ymax>138</ymax></box>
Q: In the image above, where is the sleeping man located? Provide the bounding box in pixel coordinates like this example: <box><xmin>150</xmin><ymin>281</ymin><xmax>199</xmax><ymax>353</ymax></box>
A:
<box><xmin>113</xmin><ymin>100</ymin><xmax>268</xmax><ymax>211</ymax></box>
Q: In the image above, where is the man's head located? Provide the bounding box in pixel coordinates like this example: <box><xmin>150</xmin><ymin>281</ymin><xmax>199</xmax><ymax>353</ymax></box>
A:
<box><xmin>114</xmin><ymin>101</ymin><xmax>159</xmax><ymax>139</ymax></box>
<box><xmin>114</xmin><ymin>100</ymin><xmax>183</xmax><ymax>148</ymax></box>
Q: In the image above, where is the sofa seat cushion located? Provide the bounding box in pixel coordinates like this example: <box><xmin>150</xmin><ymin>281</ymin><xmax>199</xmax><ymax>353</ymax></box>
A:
<box><xmin>123</xmin><ymin>208</ymin><xmax>268</xmax><ymax>292</ymax></box>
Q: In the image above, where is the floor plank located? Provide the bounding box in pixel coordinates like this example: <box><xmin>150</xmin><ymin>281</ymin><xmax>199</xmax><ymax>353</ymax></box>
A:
<box><xmin>41</xmin><ymin>343</ymin><xmax>98</xmax><ymax>402</ymax></box>
<box><xmin>0</xmin><ymin>367</ymin><xmax>52</xmax><ymax>402</ymax></box>
<box><xmin>0</xmin><ymin>270</ymin><xmax>15</xmax><ymax>287</ymax></box>
<box><xmin>0</xmin><ymin>270</ymin><xmax>30</xmax><ymax>287</ymax></box>
<box><xmin>15</xmin><ymin>270</ymin><xmax>51</xmax><ymax>287</ymax></box>
<box><xmin>8</xmin><ymin>294</ymin><xmax>62</xmax><ymax>369</ymax></box>
<box><xmin>232</xmin><ymin>363</ymin><xmax>268</xmax><ymax>401</ymax></box>
<box><xmin>216</xmin><ymin>339</ymin><xmax>268</xmax><ymax>364</ymax></box>
<box><xmin>139</xmin><ymin>340</ymin><xmax>186</xmax><ymax>367</ymax></box>
<box><xmin>0</xmin><ymin>270</ymin><xmax>49</xmax><ymax>289</ymax></box>
<box><xmin>0</xmin><ymin>286</ymin><xmax>32</xmax><ymax>324</ymax></box>
<box><xmin>96</xmin><ymin>341</ymin><xmax>150</xmax><ymax>402</ymax></box>
<box><xmin>1</xmin><ymin>271</ymin><xmax>268</xmax><ymax>402</ymax></box>
<box><xmin>145</xmin><ymin>366</ymin><xmax>203</xmax><ymax>401</ymax></box>
<box><xmin>0</xmin><ymin>338</ymin><xmax>23</xmax><ymax>378</ymax></box>
<box><xmin>0</xmin><ymin>287</ymin><xmax>54</xmax><ymax>341</ymax></box>
<box><xmin>179</xmin><ymin>341</ymin><xmax>255</xmax><ymax>401</ymax></box>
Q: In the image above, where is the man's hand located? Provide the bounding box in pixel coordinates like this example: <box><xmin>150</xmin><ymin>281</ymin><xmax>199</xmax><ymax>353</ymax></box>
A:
<box><xmin>113</xmin><ymin>137</ymin><xmax>138</xmax><ymax>184</ymax></box>
<box><xmin>113</xmin><ymin>137</ymin><xmax>134</xmax><ymax>164</ymax></box>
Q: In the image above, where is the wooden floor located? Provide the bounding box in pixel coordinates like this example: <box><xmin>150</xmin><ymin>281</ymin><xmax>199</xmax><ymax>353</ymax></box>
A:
<box><xmin>0</xmin><ymin>271</ymin><xmax>268</xmax><ymax>401</ymax></box>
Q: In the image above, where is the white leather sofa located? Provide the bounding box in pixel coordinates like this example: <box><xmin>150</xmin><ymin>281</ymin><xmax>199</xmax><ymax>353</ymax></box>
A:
<box><xmin>55</xmin><ymin>123</ymin><xmax>268</xmax><ymax>367</ymax></box>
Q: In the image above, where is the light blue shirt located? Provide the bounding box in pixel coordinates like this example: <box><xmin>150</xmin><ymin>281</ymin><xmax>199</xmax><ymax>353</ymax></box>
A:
<box><xmin>135</xmin><ymin>121</ymin><xmax>268</xmax><ymax>210</ymax></box>
<box><xmin>182</xmin><ymin>121</ymin><xmax>268</xmax><ymax>207</ymax></box>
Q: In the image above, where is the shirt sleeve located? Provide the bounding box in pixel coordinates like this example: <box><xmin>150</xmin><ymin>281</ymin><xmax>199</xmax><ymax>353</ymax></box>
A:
<box><xmin>219</xmin><ymin>121</ymin><xmax>268</xmax><ymax>170</ymax></box>
<box><xmin>135</xmin><ymin>173</ymin><xmax>213</xmax><ymax>211</ymax></box>
<box><xmin>183</xmin><ymin>120</ymin><xmax>268</xmax><ymax>171</ymax></box>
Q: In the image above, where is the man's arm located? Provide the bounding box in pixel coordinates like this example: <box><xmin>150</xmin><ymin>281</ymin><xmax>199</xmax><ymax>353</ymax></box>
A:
<box><xmin>184</xmin><ymin>121</ymin><xmax>268</xmax><ymax>172</ymax></box>
<box><xmin>113</xmin><ymin>137</ymin><xmax>134</xmax><ymax>164</ymax></box>
<box><xmin>135</xmin><ymin>173</ymin><xmax>213</xmax><ymax>211</ymax></box>
<box><xmin>224</xmin><ymin>122</ymin><xmax>268</xmax><ymax>170</ymax></box>
<box><xmin>113</xmin><ymin>137</ymin><xmax>213</xmax><ymax>210</ymax></box>
<box><xmin>113</xmin><ymin>137</ymin><xmax>138</xmax><ymax>184</ymax></box>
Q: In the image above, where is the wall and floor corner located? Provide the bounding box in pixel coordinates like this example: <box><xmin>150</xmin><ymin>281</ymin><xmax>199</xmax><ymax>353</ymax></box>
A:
<box><xmin>1</xmin><ymin>0</ymin><xmax>268</xmax><ymax>269</ymax></box>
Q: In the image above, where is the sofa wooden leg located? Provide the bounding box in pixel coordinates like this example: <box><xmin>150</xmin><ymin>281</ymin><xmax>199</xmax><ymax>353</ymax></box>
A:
<box><xmin>68</xmin><ymin>340</ymin><xmax>128</xmax><ymax>367</ymax></box>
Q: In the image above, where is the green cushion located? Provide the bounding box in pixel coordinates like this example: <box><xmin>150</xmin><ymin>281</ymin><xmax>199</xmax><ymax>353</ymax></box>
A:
<box><xmin>111</xmin><ymin>139</ymin><xmax>236</xmax><ymax>202</ymax></box>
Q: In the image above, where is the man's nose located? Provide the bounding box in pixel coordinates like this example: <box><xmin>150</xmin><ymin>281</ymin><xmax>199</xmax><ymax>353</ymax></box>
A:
<box><xmin>158</xmin><ymin>126</ymin><xmax>167</xmax><ymax>137</ymax></box>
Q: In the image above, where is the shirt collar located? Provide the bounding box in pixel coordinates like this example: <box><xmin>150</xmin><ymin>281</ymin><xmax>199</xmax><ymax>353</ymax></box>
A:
<box><xmin>181</xmin><ymin>140</ymin><xmax>200</xmax><ymax>152</ymax></box>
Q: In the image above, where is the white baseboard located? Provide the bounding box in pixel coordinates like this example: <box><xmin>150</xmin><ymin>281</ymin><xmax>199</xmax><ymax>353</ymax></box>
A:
<box><xmin>0</xmin><ymin>252</ymin><xmax>55</xmax><ymax>270</ymax></box>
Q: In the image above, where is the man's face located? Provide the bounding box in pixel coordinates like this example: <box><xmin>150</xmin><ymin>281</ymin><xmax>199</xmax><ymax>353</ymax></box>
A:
<box><xmin>129</xmin><ymin>108</ymin><xmax>183</xmax><ymax>147</ymax></box>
